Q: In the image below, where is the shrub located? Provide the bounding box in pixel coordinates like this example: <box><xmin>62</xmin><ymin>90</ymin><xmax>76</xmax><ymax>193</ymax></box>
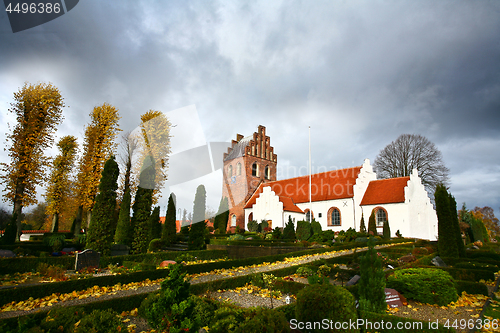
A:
<box><xmin>311</xmin><ymin>220</ymin><xmax>322</xmax><ymax>235</ymax></box>
<box><xmin>192</xmin><ymin>296</ymin><xmax>220</xmax><ymax>328</ymax></box>
<box><xmin>259</xmin><ymin>220</ymin><xmax>269</xmax><ymax>231</ymax></box>
<box><xmin>148</xmin><ymin>238</ymin><xmax>163</xmax><ymax>252</ymax></box>
<box><xmin>272</xmin><ymin>227</ymin><xmax>282</xmax><ymax>239</ymax></box>
<box><xmin>283</xmin><ymin>216</ymin><xmax>296</xmax><ymax>240</ymax></box>
<box><xmin>247</xmin><ymin>220</ymin><xmax>258</xmax><ymax>232</ymax></box>
<box><xmin>227</xmin><ymin>233</ymin><xmax>245</xmax><ymax>241</ymax></box>
<box><xmin>236</xmin><ymin>307</ymin><xmax>290</xmax><ymax>332</ymax></box>
<box><xmin>359</xmin><ymin>213</ymin><xmax>366</xmax><ymax>233</ymax></box>
<box><xmin>40</xmin><ymin>306</ymin><xmax>85</xmax><ymax>333</ymax></box>
<box><xmin>387</xmin><ymin>268</ymin><xmax>458</xmax><ymax>306</ymax></box>
<box><xmin>295</xmin><ymin>284</ymin><xmax>359</xmax><ymax>332</ymax></box>
<box><xmin>210</xmin><ymin>305</ymin><xmax>246</xmax><ymax>333</ymax></box>
<box><xmin>358</xmin><ymin>237</ymin><xmax>386</xmax><ymax>313</ymax></box>
<box><xmin>43</xmin><ymin>233</ymin><xmax>66</xmax><ymax>252</ymax></box>
<box><xmin>73</xmin><ymin>309</ymin><xmax>124</xmax><ymax>333</ymax></box>
<box><xmin>296</xmin><ymin>220</ymin><xmax>311</xmax><ymax>241</ymax></box>
<box><xmin>317</xmin><ymin>264</ymin><xmax>331</xmax><ymax>277</ymax></box>
<box><xmin>296</xmin><ymin>266</ymin><xmax>314</xmax><ymax>277</ymax></box>
<box><xmin>322</xmin><ymin>230</ymin><xmax>335</xmax><ymax>243</ymax></box>
<box><xmin>383</xmin><ymin>220</ymin><xmax>391</xmax><ymax>239</ymax></box>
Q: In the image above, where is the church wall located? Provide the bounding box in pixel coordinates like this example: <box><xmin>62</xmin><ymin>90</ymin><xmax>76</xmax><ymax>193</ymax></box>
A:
<box><xmin>361</xmin><ymin>202</ymin><xmax>411</xmax><ymax>237</ymax></box>
<box><xmin>352</xmin><ymin>159</ymin><xmax>377</xmax><ymax>231</ymax></box>
<box><xmin>296</xmin><ymin>198</ymin><xmax>356</xmax><ymax>231</ymax></box>
<box><xmin>250</xmin><ymin>186</ymin><xmax>284</xmax><ymax>229</ymax></box>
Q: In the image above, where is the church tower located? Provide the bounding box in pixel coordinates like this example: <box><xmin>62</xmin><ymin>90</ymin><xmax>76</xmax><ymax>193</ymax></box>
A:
<box><xmin>222</xmin><ymin>125</ymin><xmax>277</xmax><ymax>231</ymax></box>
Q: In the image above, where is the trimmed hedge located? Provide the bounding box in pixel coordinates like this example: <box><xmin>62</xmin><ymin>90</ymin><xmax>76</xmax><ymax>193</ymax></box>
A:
<box><xmin>360</xmin><ymin>310</ymin><xmax>455</xmax><ymax>332</ymax></box>
<box><xmin>455</xmin><ymin>280</ymin><xmax>489</xmax><ymax>296</ymax></box>
<box><xmin>441</xmin><ymin>267</ymin><xmax>495</xmax><ymax>282</ymax></box>
<box><xmin>209</xmin><ymin>239</ymin><xmax>299</xmax><ymax>247</ymax></box>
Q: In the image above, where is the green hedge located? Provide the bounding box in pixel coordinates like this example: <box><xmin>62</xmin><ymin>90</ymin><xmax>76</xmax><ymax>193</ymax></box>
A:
<box><xmin>455</xmin><ymin>280</ymin><xmax>489</xmax><ymax>296</ymax></box>
<box><xmin>209</xmin><ymin>239</ymin><xmax>300</xmax><ymax>247</ymax></box>
<box><xmin>359</xmin><ymin>310</ymin><xmax>455</xmax><ymax>332</ymax></box>
<box><xmin>466</xmin><ymin>250</ymin><xmax>500</xmax><ymax>262</ymax></box>
<box><xmin>441</xmin><ymin>267</ymin><xmax>495</xmax><ymax>282</ymax></box>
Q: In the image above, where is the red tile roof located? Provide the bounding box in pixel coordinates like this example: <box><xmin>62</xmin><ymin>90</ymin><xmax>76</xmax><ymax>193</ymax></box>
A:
<box><xmin>360</xmin><ymin>176</ymin><xmax>410</xmax><ymax>206</ymax></box>
<box><xmin>280</xmin><ymin>196</ymin><xmax>304</xmax><ymax>213</ymax></box>
<box><xmin>244</xmin><ymin>166</ymin><xmax>362</xmax><ymax>209</ymax></box>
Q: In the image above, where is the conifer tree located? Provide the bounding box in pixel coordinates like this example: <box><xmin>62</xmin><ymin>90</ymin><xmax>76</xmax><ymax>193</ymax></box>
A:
<box><xmin>383</xmin><ymin>220</ymin><xmax>391</xmax><ymax>239</ymax></box>
<box><xmin>358</xmin><ymin>237</ymin><xmax>386</xmax><ymax>313</ymax></box>
<box><xmin>189</xmin><ymin>185</ymin><xmax>206</xmax><ymax>250</ymax></box>
<box><xmin>359</xmin><ymin>213</ymin><xmax>366</xmax><ymax>234</ymax></box>
<box><xmin>162</xmin><ymin>193</ymin><xmax>177</xmax><ymax>245</ymax></box>
<box><xmin>436</xmin><ymin>184</ymin><xmax>459</xmax><ymax>258</ymax></box>
<box><xmin>131</xmin><ymin>155</ymin><xmax>155</xmax><ymax>254</ymax></box>
<box><xmin>283</xmin><ymin>216</ymin><xmax>296</xmax><ymax>240</ymax></box>
<box><xmin>214</xmin><ymin>197</ymin><xmax>229</xmax><ymax>234</ymax></box>
<box><xmin>86</xmin><ymin>156</ymin><xmax>119</xmax><ymax>255</ymax></box>
<box><xmin>114</xmin><ymin>188</ymin><xmax>132</xmax><ymax>245</ymax></box>
<box><xmin>449</xmin><ymin>193</ymin><xmax>465</xmax><ymax>257</ymax></box>
<box><xmin>149</xmin><ymin>206</ymin><xmax>162</xmax><ymax>241</ymax></box>
<box><xmin>368</xmin><ymin>211</ymin><xmax>377</xmax><ymax>236</ymax></box>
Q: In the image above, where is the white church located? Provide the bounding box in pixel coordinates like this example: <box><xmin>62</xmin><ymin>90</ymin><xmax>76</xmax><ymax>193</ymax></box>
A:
<box><xmin>223</xmin><ymin>126</ymin><xmax>438</xmax><ymax>240</ymax></box>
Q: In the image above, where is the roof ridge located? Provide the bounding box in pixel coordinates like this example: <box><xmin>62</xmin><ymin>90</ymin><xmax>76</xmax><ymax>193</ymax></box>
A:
<box><xmin>273</xmin><ymin>165</ymin><xmax>362</xmax><ymax>183</ymax></box>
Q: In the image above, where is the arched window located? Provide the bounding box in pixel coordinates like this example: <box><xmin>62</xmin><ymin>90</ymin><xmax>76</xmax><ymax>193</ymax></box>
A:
<box><xmin>228</xmin><ymin>165</ymin><xmax>233</xmax><ymax>177</ymax></box>
<box><xmin>231</xmin><ymin>214</ymin><xmax>237</xmax><ymax>227</ymax></box>
<box><xmin>305</xmin><ymin>209</ymin><xmax>313</xmax><ymax>222</ymax></box>
<box><xmin>327</xmin><ymin>207</ymin><xmax>341</xmax><ymax>226</ymax></box>
<box><xmin>375</xmin><ymin>207</ymin><xmax>388</xmax><ymax>227</ymax></box>
<box><xmin>252</xmin><ymin>162</ymin><xmax>258</xmax><ymax>177</ymax></box>
<box><xmin>265</xmin><ymin>166</ymin><xmax>270</xmax><ymax>180</ymax></box>
<box><xmin>237</xmin><ymin>163</ymin><xmax>241</xmax><ymax>175</ymax></box>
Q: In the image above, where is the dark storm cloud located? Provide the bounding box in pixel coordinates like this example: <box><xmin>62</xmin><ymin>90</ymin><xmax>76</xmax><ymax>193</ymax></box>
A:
<box><xmin>0</xmin><ymin>0</ymin><xmax>499</xmax><ymax>214</ymax></box>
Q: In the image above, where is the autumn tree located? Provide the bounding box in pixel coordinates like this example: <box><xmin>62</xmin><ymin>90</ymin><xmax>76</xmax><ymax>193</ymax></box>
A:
<box><xmin>189</xmin><ymin>185</ymin><xmax>206</xmax><ymax>250</ymax></box>
<box><xmin>23</xmin><ymin>202</ymin><xmax>49</xmax><ymax>231</ymax></box>
<box><xmin>131</xmin><ymin>155</ymin><xmax>155</xmax><ymax>254</ymax></box>
<box><xmin>162</xmin><ymin>193</ymin><xmax>177</xmax><ymax>245</ymax></box>
<box><xmin>86</xmin><ymin>156</ymin><xmax>119</xmax><ymax>255</ymax></box>
<box><xmin>373</xmin><ymin>134</ymin><xmax>449</xmax><ymax>197</ymax></box>
<box><xmin>135</xmin><ymin>110</ymin><xmax>171</xmax><ymax>205</ymax></box>
<box><xmin>74</xmin><ymin>103</ymin><xmax>121</xmax><ymax>235</ymax></box>
<box><xmin>44</xmin><ymin>136</ymin><xmax>78</xmax><ymax>232</ymax></box>
<box><xmin>0</xmin><ymin>82</ymin><xmax>65</xmax><ymax>239</ymax></box>
<box><xmin>473</xmin><ymin>207</ymin><xmax>500</xmax><ymax>240</ymax></box>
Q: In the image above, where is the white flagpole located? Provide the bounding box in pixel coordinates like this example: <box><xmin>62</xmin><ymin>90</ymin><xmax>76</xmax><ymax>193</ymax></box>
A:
<box><xmin>309</xmin><ymin>126</ymin><xmax>312</xmax><ymax>221</ymax></box>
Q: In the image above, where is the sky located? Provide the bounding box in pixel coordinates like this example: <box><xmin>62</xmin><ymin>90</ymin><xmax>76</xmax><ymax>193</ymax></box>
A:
<box><xmin>0</xmin><ymin>1</ymin><xmax>499</xmax><ymax>220</ymax></box>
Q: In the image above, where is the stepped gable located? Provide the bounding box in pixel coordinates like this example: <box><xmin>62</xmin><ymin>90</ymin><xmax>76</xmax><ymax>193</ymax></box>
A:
<box><xmin>360</xmin><ymin>176</ymin><xmax>410</xmax><ymax>206</ymax></box>
<box><xmin>244</xmin><ymin>166</ymin><xmax>362</xmax><ymax>209</ymax></box>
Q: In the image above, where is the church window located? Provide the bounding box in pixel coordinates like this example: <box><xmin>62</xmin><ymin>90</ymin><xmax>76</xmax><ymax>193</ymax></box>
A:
<box><xmin>327</xmin><ymin>207</ymin><xmax>341</xmax><ymax>226</ymax></box>
<box><xmin>305</xmin><ymin>209</ymin><xmax>313</xmax><ymax>222</ymax></box>
<box><xmin>252</xmin><ymin>162</ymin><xmax>259</xmax><ymax>177</ymax></box>
<box><xmin>231</xmin><ymin>214</ymin><xmax>237</xmax><ymax>227</ymax></box>
<box><xmin>265</xmin><ymin>166</ymin><xmax>270</xmax><ymax>179</ymax></box>
<box><xmin>237</xmin><ymin>163</ymin><xmax>241</xmax><ymax>175</ymax></box>
<box><xmin>228</xmin><ymin>165</ymin><xmax>233</xmax><ymax>177</ymax></box>
<box><xmin>375</xmin><ymin>207</ymin><xmax>387</xmax><ymax>227</ymax></box>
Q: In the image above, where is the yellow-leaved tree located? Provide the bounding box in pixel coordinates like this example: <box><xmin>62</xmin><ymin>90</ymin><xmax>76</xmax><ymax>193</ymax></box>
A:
<box><xmin>44</xmin><ymin>135</ymin><xmax>78</xmax><ymax>232</ymax></box>
<box><xmin>0</xmin><ymin>82</ymin><xmax>65</xmax><ymax>240</ymax></box>
<box><xmin>134</xmin><ymin>110</ymin><xmax>171</xmax><ymax>204</ymax></box>
<box><xmin>73</xmin><ymin>103</ymin><xmax>121</xmax><ymax>235</ymax></box>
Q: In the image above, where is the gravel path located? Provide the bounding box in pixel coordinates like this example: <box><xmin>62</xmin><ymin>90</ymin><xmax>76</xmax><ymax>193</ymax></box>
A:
<box><xmin>0</xmin><ymin>244</ymin><xmax>397</xmax><ymax>320</ymax></box>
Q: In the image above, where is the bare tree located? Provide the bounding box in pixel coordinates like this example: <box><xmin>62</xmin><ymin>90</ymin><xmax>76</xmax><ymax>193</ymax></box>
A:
<box><xmin>373</xmin><ymin>134</ymin><xmax>449</xmax><ymax>197</ymax></box>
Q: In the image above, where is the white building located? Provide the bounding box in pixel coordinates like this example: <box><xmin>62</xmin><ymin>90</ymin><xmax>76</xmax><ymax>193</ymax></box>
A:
<box><xmin>243</xmin><ymin>159</ymin><xmax>438</xmax><ymax>240</ymax></box>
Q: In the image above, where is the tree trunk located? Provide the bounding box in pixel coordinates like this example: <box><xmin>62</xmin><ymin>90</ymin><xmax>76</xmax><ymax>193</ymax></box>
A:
<box><xmin>86</xmin><ymin>210</ymin><xmax>92</xmax><ymax>228</ymax></box>
<box><xmin>13</xmin><ymin>199</ymin><xmax>23</xmax><ymax>241</ymax></box>
<box><xmin>50</xmin><ymin>213</ymin><xmax>59</xmax><ymax>233</ymax></box>
<box><xmin>73</xmin><ymin>205</ymin><xmax>83</xmax><ymax>236</ymax></box>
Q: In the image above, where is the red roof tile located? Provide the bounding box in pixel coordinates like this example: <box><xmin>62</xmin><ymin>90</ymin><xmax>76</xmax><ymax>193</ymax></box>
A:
<box><xmin>360</xmin><ymin>177</ymin><xmax>410</xmax><ymax>206</ymax></box>
<box><xmin>280</xmin><ymin>196</ymin><xmax>304</xmax><ymax>213</ymax></box>
<box><xmin>244</xmin><ymin>166</ymin><xmax>361</xmax><ymax>209</ymax></box>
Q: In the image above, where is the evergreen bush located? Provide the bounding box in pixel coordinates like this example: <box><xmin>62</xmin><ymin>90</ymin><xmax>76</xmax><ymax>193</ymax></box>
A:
<box><xmin>383</xmin><ymin>220</ymin><xmax>391</xmax><ymax>239</ymax></box>
<box><xmin>296</xmin><ymin>220</ymin><xmax>311</xmax><ymax>241</ymax></box>
<box><xmin>358</xmin><ymin>237</ymin><xmax>386</xmax><ymax>313</ymax></box>
<box><xmin>0</xmin><ymin>213</ymin><xmax>17</xmax><ymax>245</ymax></box>
<box><xmin>247</xmin><ymin>219</ymin><xmax>258</xmax><ymax>232</ymax></box>
<box><xmin>189</xmin><ymin>185</ymin><xmax>207</xmax><ymax>250</ymax></box>
<box><xmin>73</xmin><ymin>309</ymin><xmax>124</xmax><ymax>333</ymax></box>
<box><xmin>359</xmin><ymin>213</ymin><xmax>366</xmax><ymax>233</ymax></box>
<box><xmin>283</xmin><ymin>216</ymin><xmax>296</xmax><ymax>240</ymax></box>
<box><xmin>311</xmin><ymin>219</ymin><xmax>322</xmax><ymax>235</ymax></box>
<box><xmin>386</xmin><ymin>268</ymin><xmax>458</xmax><ymax>306</ymax></box>
<box><xmin>368</xmin><ymin>211</ymin><xmax>377</xmax><ymax>236</ymax></box>
<box><xmin>86</xmin><ymin>156</ymin><xmax>119</xmax><ymax>256</ymax></box>
<box><xmin>295</xmin><ymin>284</ymin><xmax>359</xmax><ymax>333</ymax></box>
<box><xmin>114</xmin><ymin>189</ymin><xmax>132</xmax><ymax>246</ymax></box>
<box><xmin>162</xmin><ymin>193</ymin><xmax>177</xmax><ymax>246</ymax></box>
<box><xmin>236</xmin><ymin>307</ymin><xmax>290</xmax><ymax>332</ymax></box>
<box><xmin>272</xmin><ymin>227</ymin><xmax>282</xmax><ymax>239</ymax></box>
<box><xmin>149</xmin><ymin>206</ymin><xmax>162</xmax><ymax>241</ymax></box>
<box><xmin>214</xmin><ymin>197</ymin><xmax>229</xmax><ymax>234</ymax></box>
<box><xmin>436</xmin><ymin>184</ymin><xmax>459</xmax><ymax>258</ymax></box>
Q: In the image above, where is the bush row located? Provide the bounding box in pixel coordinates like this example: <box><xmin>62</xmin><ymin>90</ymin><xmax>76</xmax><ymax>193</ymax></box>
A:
<box><xmin>209</xmin><ymin>239</ymin><xmax>299</xmax><ymax>247</ymax></box>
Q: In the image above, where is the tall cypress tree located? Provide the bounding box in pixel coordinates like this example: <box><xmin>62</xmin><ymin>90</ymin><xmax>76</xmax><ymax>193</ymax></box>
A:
<box><xmin>162</xmin><ymin>193</ymin><xmax>177</xmax><ymax>245</ymax></box>
<box><xmin>449</xmin><ymin>193</ymin><xmax>465</xmax><ymax>257</ymax></box>
<box><xmin>149</xmin><ymin>206</ymin><xmax>162</xmax><ymax>241</ymax></box>
<box><xmin>214</xmin><ymin>197</ymin><xmax>229</xmax><ymax>234</ymax></box>
<box><xmin>189</xmin><ymin>185</ymin><xmax>206</xmax><ymax>250</ymax></box>
<box><xmin>436</xmin><ymin>184</ymin><xmax>459</xmax><ymax>258</ymax></box>
<box><xmin>131</xmin><ymin>155</ymin><xmax>155</xmax><ymax>254</ymax></box>
<box><xmin>368</xmin><ymin>211</ymin><xmax>377</xmax><ymax>236</ymax></box>
<box><xmin>359</xmin><ymin>213</ymin><xmax>366</xmax><ymax>234</ymax></box>
<box><xmin>358</xmin><ymin>236</ymin><xmax>386</xmax><ymax>313</ymax></box>
<box><xmin>86</xmin><ymin>156</ymin><xmax>119</xmax><ymax>256</ymax></box>
<box><xmin>383</xmin><ymin>220</ymin><xmax>391</xmax><ymax>239</ymax></box>
<box><xmin>114</xmin><ymin>188</ymin><xmax>132</xmax><ymax>246</ymax></box>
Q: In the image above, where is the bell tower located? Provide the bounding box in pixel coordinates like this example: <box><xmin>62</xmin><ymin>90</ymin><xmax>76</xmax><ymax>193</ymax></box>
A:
<box><xmin>222</xmin><ymin>125</ymin><xmax>277</xmax><ymax>231</ymax></box>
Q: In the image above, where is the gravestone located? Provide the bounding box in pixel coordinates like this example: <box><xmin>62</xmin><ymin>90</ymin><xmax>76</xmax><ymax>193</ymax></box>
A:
<box><xmin>431</xmin><ymin>256</ymin><xmax>447</xmax><ymax>267</ymax></box>
<box><xmin>160</xmin><ymin>260</ymin><xmax>177</xmax><ymax>268</ymax></box>
<box><xmin>75</xmin><ymin>249</ymin><xmax>100</xmax><ymax>271</ymax></box>
<box><xmin>346</xmin><ymin>274</ymin><xmax>361</xmax><ymax>286</ymax></box>
<box><xmin>385</xmin><ymin>288</ymin><xmax>407</xmax><ymax>308</ymax></box>
<box><xmin>0</xmin><ymin>249</ymin><xmax>15</xmax><ymax>258</ymax></box>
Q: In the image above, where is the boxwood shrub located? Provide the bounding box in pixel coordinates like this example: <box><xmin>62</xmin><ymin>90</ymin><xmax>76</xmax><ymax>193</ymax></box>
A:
<box><xmin>386</xmin><ymin>268</ymin><xmax>458</xmax><ymax>306</ymax></box>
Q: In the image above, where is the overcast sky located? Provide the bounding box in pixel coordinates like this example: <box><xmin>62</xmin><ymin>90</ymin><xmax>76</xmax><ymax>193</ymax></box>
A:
<box><xmin>1</xmin><ymin>1</ymin><xmax>499</xmax><ymax>219</ymax></box>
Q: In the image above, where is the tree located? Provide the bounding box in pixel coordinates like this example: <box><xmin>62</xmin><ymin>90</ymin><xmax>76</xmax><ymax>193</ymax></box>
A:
<box><xmin>0</xmin><ymin>82</ymin><xmax>65</xmax><ymax>239</ymax></box>
<box><xmin>213</xmin><ymin>197</ymin><xmax>229</xmax><ymax>233</ymax></box>
<box><xmin>283</xmin><ymin>216</ymin><xmax>296</xmax><ymax>240</ymax></box>
<box><xmin>368</xmin><ymin>211</ymin><xmax>377</xmax><ymax>236</ymax></box>
<box><xmin>86</xmin><ymin>156</ymin><xmax>119</xmax><ymax>256</ymax></box>
<box><xmin>136</xmin><ymin>110</ymin><xmax>171</xmax><ymax>205</ymax></box>
<box><xmin>358</xmin><ymin>237</ymin><xmax>386</xmax><ymax>313</ymax></box>
<box><xmin>131</xmin><ymin>155</ymin><xmax>155</xmax><ymax>254</ymax></box>
<box><xmin>436</xmin><ymin>184</ymin><xmax>459</xmax><ymax>258</ymax></box>
<box><xmin>473</xmin><ymin>207</ymin><xmax>500</xmax><ymax>240</ymax></box>
<box><xmin>188</xmin><ymin>185</ymin><xmax>206</xmax><ymax>250</ymax></box>
<box><xmin>44</xmin><ymin>136</ymin><xmax>78</xmax><ymax>232</ymax></box>
<box><xmin>383</xmin><ymin>220</ymin><xmax>391</xmax><ymax>239</ymax></box>
<box><xmin>74</xmin><ymin>103</ymin><xmax>121</xmax><ymax>235</ymax></box>
<box><xmin>162</xmin><ymin>193</ymin><xmax>177</xmax><ymax>245</ymax></box>
<box><xmin>449</xmin><ymin>194</ymin><xmax>465</xmax><ymax>257</ymax></box>
<box><xmin>149</xmin><ymin>206</ymin><xmax>162</xmax><ymax>241</ymax></box>
<box><xmin>23</xmin><ymin>202</ymin><xmax>49</xmax><ymax>231</ymax></box>
<box><xmin>359</xmin><ymin>213</ymin><xmax>366</xmax><ymax>234</ymax></box>
<box><xmin>373</xmin><ymin>134</ymin><xmax>449</xmax><ymax>197</ymax></box>
<box><xmin>114</xmin><ymin>188</ymin><xmax>132</xmax><ymax>246</ymax></box>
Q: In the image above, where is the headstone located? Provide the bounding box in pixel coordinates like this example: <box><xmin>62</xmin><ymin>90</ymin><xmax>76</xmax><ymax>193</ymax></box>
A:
<box><xmin>431</xmin><ymin>256</ymin><xmax>447</xmax><ymax>267</ymax></box>
<box><xmin>0</xmin><ymin>249</ymin><xmax>16</xmax><ymax>258</ymax></box>
<box><xmin>346</xmin><ymin>274</ymin><xmax>361</xmax><ymax>286</ymax></box>
<box><xmin>75</xmin><ymin>249</ymin><xmax>100</xmax><ymax>271</ymax></box>
<box><xmin>110</xmin><ymin>244</ymin><xmax>130</xmax><ymax>256</ymax></box>
<box><xmin>385</xmin><ymin>288</ymin><xmax>407</xmax><ymax>308</ymax></box>
<box><xmin>159</xmin><ymin>260</ymin><xmax>177</xmax><ymax>268</ymax></box>
<box><xmin>472</xmin><ymin>245</ymin><xmax>480</xmax><ymax>250</ymax></box>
